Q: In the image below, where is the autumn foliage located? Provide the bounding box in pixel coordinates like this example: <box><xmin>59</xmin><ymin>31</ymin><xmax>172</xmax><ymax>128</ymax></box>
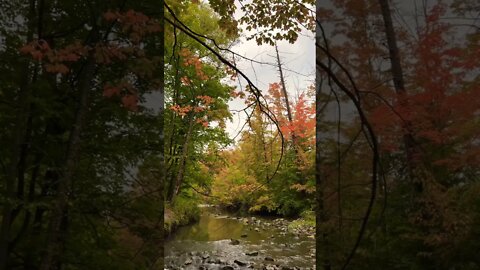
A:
<box><xmin>19</xmin><ymin>9</ymin><xmax>163</xmax><ymax>112</ymax></box>
<box><xmin>316</xmin><ymin>1</ymin><xmax>480</xmax><ymax>268</ymax></box>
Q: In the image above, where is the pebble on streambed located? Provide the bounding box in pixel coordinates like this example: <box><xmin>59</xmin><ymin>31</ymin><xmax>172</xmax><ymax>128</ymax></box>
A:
<box><xmin>234</xmin><ymin>259</ymin><xmax>247</xmax><ymax>266</ymax></box>
<box><xmin>230</xmin><ymin>239</ymin><xmax>240</xmax><ymax>245</ymax></box>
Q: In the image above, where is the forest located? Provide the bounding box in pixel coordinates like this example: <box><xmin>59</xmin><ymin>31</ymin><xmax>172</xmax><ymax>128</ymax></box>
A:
<box><xmin>0</xmin><ymin>0</ymin><xmax>165</xmax><ymax>269</ymax></box>
<box><xmin>0</xmin><ymin>0</ymin><xmax>479</xmax><ymax>269</ymax></box>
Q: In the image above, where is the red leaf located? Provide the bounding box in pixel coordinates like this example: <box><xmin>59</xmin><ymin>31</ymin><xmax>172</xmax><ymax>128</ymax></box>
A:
<box><xmin>103</xmin><ymin>85</ymin><xmax>121</xmax><ymax>97</ymax></box>
<box><xmin>121</xmin><ymin>94</ymin><xmax>138</xmax><ymax>111</ymax></box>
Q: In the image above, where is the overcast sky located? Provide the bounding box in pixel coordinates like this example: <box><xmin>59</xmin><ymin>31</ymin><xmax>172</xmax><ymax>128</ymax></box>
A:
<box><xmin>225</xmin><ymin>7</ymin><xmax>315</xmax><ymax>141</ymax></box>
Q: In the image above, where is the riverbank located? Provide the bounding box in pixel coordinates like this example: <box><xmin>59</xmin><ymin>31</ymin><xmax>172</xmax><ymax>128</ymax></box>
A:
<box><xmin>165</xmin><ymin>203</ymin><xmax>315</xmax><ymax>238</ymax></box>
<box><xmin>164</xmin><ymin>199</ymin><xmax>201</xmax><ymax>235</ymax></box>
<box><xmin>216</xmin><ymin>205</ymin><xmax>316</xmax><ymax>238</ymax></box>
<box><xmin>286</xmin><ymin>210</ymin><xmax>315</xmax><ymax>237</ymax></box>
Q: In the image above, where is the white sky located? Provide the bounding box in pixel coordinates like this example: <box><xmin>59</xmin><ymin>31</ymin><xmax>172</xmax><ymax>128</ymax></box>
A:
<box><xmin>225</xmin><ymin>6</ymin><xmax>315</xmax><ymax>141</ymax></box>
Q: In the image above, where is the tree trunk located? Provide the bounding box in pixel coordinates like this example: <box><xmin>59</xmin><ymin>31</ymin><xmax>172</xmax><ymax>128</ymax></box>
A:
<box><xmin>275</xmin><ymin>44</ymin><xmax>299</xmax><ymax>146</ymax></box>
<box><xmin>166</xmin><ymin>55</ymin><xmax>181</xmax><ymax>202</ymax></box>
<box><xmin>39</xmin><ymin>54</ymin><xmax>97</xmax><ymax>270</ymax></box>
<box><xmin>316</xmin><ymin>75</ymin><xmax>332</xmax><ymax>270</ymax></box>
<box><xmin>275</xmin><ymin>44</ymin><xmax>304</xmax><ymax>183</ymax></box>
<box><xmin>378</xmin><ymin>0</ymin><xmax>420</xmax><ymax>192</ymax></box>
<box><xmin>0</xmin><ymin>1</ymin><xmax>37</xmax><ymax>268</ymax></box>
<box><xmin>167</xmin><ymin>160</ymin><xmax>178</xmax><ymax>202</ymax></box>
<box><xmin>173</xmin><ymin>113</ymin><xmax>195</xmax><ymax>200</ymax></box>
<box><xmin>0</xmin><ymin>68</ymin><xmax>31</xmax><ymax>270</ymax></box>
<box><xmin>157</xmin><ymin>6</ymin><xmax>164</xmax><ymax>266</ymax></box>
<box><xmin>275</xmin><ymin>45</ymin><xmax>294</xmax><ymax>126</ymax></box>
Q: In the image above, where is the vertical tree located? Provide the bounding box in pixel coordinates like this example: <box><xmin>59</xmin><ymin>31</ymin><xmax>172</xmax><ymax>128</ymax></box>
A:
<box><xmin>0</xmin><ymin>1</ymin><xmax>165</xmax><ymax>269</ymax></box>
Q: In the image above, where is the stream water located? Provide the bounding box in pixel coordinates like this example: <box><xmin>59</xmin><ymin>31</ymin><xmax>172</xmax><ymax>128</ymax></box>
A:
<box><xmin>165</xmin><ymin>205</ymin><xmax>315</xmax><ymax>270</ymax></box>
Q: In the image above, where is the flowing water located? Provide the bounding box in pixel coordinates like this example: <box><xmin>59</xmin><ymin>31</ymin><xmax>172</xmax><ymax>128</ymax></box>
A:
<box><xmin>165</xmin><ymin>206</ymin><xmax>315</xmax><ymax>270</ymax></box>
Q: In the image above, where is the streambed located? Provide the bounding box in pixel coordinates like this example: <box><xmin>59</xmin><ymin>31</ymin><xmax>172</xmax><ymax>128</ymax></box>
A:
<box><xmin>165</xmin><ymin>206</ymin><xmax>315</xmax><ymax>270</ymax></box>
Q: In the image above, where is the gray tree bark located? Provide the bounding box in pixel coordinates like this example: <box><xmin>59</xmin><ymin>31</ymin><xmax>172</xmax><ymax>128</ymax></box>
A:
<box><xmin>378</xmin><ymin>0</ymin><xmax>420</xmax><ymax>192</ymax></box>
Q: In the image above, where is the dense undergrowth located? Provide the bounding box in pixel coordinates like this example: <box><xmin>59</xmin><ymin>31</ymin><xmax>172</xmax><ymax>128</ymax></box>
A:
<box><xmin>164</xmin><ymin>196</ymin><xmax>201</xmax><ymax>235</ymax></box>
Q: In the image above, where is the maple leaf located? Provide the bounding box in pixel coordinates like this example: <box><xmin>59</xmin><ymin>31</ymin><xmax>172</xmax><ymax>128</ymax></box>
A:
<box><xmin>180</xmin><ymin>76</ymin><xmax>191</xmax><ymax>86</ymax></box>
<box><xmin>37</xmin><ymin>39</ymin><xmax>51</xmax><ymax>51</ymax></box>
<box><xmin>103</xmin><ymin>85</ymin><xmax>121</xmax><ymax>97</ymax></box>
<box><xmin>103</xmin><ymin>10</ymin><xmax>118</xmax><ymax>21</ymax></box>
<box><xmin>196</xmin><ymin>118</ymin><xmax>209</xmax><ymax>127</ymax></box>
<box><xmin>121</xmin><ymin>94</ymin><xmax>138</xmax><ymax>111</ymax></box>
<box><xmin>19</xmin><ymin>44</ymin><xmax>35</xmax><ymax>54</ymax></box>
<box><xmin>45</xmin><ymin>63</ymin><xmax>70</xmax><ymax>74</ymax></box>
<box><xmin>197</xmin><ymin>95</ymin><xmax>214</xmax><ymax>105</ymax></box>
<box><xmin>19</xmin><ymin>40</ymin><xmax>52</xmax><ymax>61</ymax></box>
<box><xmin>194</xmin><ymin>106</ymin><xmax>205</xmax><ymax>113</ymax></box>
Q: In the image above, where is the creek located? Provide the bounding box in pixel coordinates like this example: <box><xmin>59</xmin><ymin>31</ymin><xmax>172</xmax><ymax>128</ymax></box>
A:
<box><xmin>165</xmin><ymin>205</ymin><xmax>315</xmax><ymax>270</ymax></box>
